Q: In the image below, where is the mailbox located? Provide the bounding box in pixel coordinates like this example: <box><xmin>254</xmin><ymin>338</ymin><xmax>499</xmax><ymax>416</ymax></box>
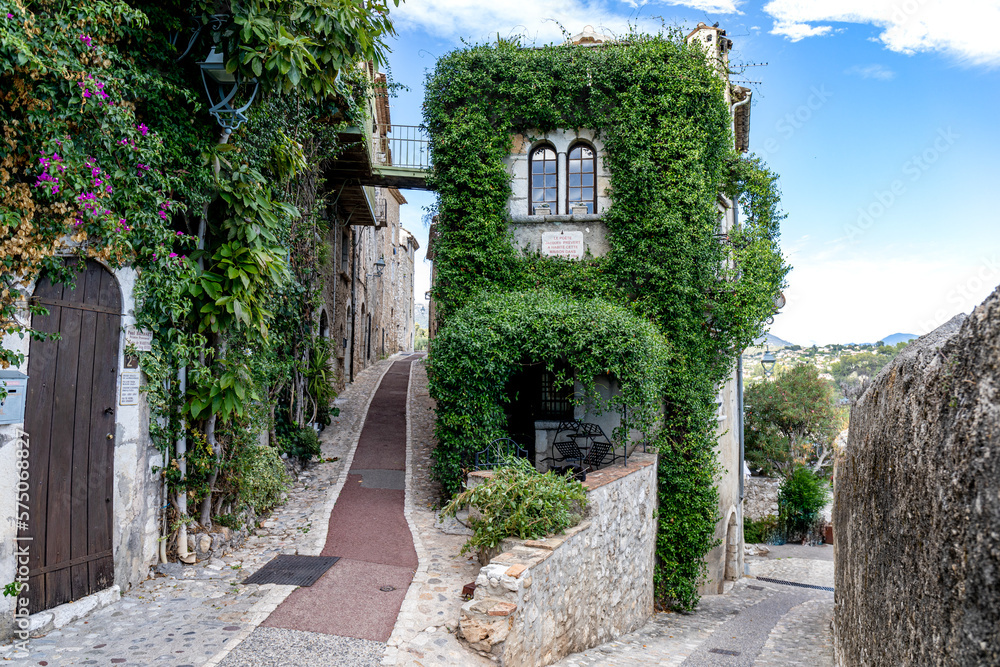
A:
<box><xmin>0</xmin><ymin>370</ymin><xmax>28</xmax><ymax>425</ymax></box>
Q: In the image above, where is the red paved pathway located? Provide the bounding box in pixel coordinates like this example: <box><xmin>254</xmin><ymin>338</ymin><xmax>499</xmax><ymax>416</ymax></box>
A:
<box><xmin>263</xmin><ymin>357</ymin><xmax>418</xmax><ymax>642</ymax></box>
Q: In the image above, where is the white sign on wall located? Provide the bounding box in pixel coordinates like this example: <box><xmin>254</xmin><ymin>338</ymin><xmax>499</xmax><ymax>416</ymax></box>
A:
<box><xmin>541</xmin><ymin>231</ymin><xmax>585</xmax><ymax>260</ymax></box>
<box><xmin>119</xmin><ymin>370</ymin><xmax>141</xmax><ymax>406</ymax></box>
<box><xmin>125</xmin><ymin>327</ymin><xmax>153</xmax><ymax>352</ymax></box>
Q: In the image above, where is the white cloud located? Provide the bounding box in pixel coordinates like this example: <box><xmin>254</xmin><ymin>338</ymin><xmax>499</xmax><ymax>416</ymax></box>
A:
<box><xmin>393</xmin><ymin>0</ymin><xmax>741</xmax><ymax>42</ymax></box>
<box><xmin>763</xmin><ymin>0</ymin><xmax>1000</xmax><ymax>66</ymax></box>
<box><xmin>770</xmin><ymin>20</ymin><xmax>833</xmax><ymax>41</ymax></box>
<box><xmin>845</xmin><ymin>63</ymin><xmax>896</xmax><ymax>80</ymax></box>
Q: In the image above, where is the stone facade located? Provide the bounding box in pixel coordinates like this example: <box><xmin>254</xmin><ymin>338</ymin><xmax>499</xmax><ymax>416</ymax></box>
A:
<box><xmin>834</xmin><ymin>288</ymin><xmax>1000</xmax><ymax>665</ymax></box>
<box><xmin>316</xmin><ymin>82</ymin><xmax>418</xmax><ymax>390</ymax></box>
<box><xmin>459</xmin><ymin>454</ymin><xmax>657</xmax><ymax>666</ymax></box>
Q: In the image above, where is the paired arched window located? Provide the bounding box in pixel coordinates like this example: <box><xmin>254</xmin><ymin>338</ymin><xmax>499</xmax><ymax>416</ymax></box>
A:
<box><xmin>529</xmin><ymin>144</ymin><xmax>557</xmax><ymax>215</ymax></box>
<box><xmin>567</xmin><ymin>142</ymin><xmax>596</xmax><ymax>214</ymax></box>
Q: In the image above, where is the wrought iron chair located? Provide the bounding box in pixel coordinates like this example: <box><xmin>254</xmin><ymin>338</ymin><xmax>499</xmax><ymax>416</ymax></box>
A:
<box><xmin>540</xmin><ymin>420</ymin><xmax>585</xmax><ymax>469</ymax></box>
<box><xmin>473</xmin><ymin>438</ymin><xmax>528</xmax><ymax>470</ymax></box>
<box><xmin>576</xmin><ymin>422</ymin><xmax>624</xmax><ymax>469</ymax></box>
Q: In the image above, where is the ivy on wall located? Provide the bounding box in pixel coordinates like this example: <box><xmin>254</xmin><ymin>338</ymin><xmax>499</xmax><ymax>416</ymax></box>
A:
<box><xmin>423</xmin><ymin>31</ymin><xmax>789</xmax><ymax>611</ymax></box>
<box><xmin>0</xmin><ymin>0</ymin><xmax>397</xmax><ymax>545</ymax></box>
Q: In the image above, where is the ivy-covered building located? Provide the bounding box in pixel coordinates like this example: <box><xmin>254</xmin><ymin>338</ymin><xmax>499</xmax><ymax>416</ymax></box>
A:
<box><xmin>424</xmin><ymin>25</ymin><xmax>787</xmax><ymax>608</ymax></box>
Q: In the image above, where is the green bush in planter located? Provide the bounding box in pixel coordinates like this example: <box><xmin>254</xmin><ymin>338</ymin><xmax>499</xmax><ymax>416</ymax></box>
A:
<box><xmin>778</xmin><ymin>466</ymin><xmax>829</xmax><ymax>540</ymax></box>
<box><xmin>441</xmin><ymin>457</ymin><xmax>588</xmax><ymax>562</ymax></box>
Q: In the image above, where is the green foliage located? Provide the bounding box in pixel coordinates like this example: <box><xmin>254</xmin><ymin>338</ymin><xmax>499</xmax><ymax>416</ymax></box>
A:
<box><xmin>1</xmin><ymin>0</ymin><xmax>396</xmax><ymax>543</ymax></box>
<box><xmin>232</xmin><ymin>443</ymin><xmax>290</xmax><ymax>514</ymax></box>
<box><xmin>743</xmin><ymin>514</ymin><xmax>779</xmax><ymax>544</ymax></box>
<box><xmin>441</xmin><ymin>457</ymin><xmax>587</xmax><ymax>558</ymax></box>
<box><xmin>427</xmin><ymin>289</ymin><xmax>672</xmax><ymax>497</ymax></box>
<box><xmin>829</xmin><ymin>340</ymin><xmax>908</xmax><ymax>397</ymax></box>
<box><xmin>745</xmin><ymin>365</ymin><xmax>840</xmax><ymax>476</ymax></box>
<box><xmin>304</xmin><ymin>340</ymin><xmax>338</xmax><ymax>425</ymax></box>
<box><xmin>424</xmin><ymin>32</ymin><xmax>788</xmax><ymax>610</ymax></box>
<box><xmin>2</xmin><ymin>581</ymin><xmax>23</xmax><ymax>597</ymax></box>
<box><xmin>778</xmin><ymin>466</ymin><xmax>829</xmax><ymax>540</ymax></box>
<box><xmin>414</xmin><ymin>322</ymin><xmax>429</xmax><ymax>351</ymax></box>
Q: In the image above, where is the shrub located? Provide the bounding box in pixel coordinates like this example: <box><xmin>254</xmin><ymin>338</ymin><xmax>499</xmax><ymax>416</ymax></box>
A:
<box><xmin>743</xmin><ymin>514</ymin><xmax>780</xmax><ymax>544</ymax></box>
<box><xmin>234</xmin><ymin>445</ymin><xmax>290</xmax><ymax>514</ymax></box>
<box><xmin>441</xmin><ymin>457</ymin><xmax>588</xmax><ymax>562</ymax></box>
<box><xmin>778</xmin><ymin>466</ymin><xmax>829</xmax><ymax>540</ymax></box>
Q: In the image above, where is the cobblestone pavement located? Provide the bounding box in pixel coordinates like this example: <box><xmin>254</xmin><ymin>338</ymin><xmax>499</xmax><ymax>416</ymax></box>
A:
<box><xmin>1</xmin><ymin>357</ymin><xmax>397</xmax><ymax>666</ymax></box>
<box><xmin>554</xmin><ymin>548</ymin><xmax>835</xmax><ymax>667</ymax></box>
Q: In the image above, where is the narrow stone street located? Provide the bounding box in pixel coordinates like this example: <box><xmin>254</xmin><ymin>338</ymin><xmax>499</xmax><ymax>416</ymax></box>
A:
<box><xmin>2</xmin><ymin>353</ymin><xmax>836</xmax><ymax>667</ymax></box>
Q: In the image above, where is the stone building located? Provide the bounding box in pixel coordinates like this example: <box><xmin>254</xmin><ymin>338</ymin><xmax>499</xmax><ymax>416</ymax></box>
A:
<box><xmin>318</xmin><ymin>66</ymin><xmax>420</xmax><ymax>387</ymax></box>
<box><xmin>426</xmin><ymin>24</ymin><xmax>754</xmax><ymax>595</ymax></box>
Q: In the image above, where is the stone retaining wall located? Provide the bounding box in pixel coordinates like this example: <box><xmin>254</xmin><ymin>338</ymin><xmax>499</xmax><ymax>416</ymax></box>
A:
<box><xmin>743</xmin><ymin>476</ymin><xmax>779</xmax><ymax>521</ymax></box>
<box><xmin>834</xmin><ymin>290</ymin><xmax>1000</xmax><ymax>666</ymax></box>
<box><xmin>459</xmin><ymin>453</ymin><xmax>657</xmax><ymax>666</ymax></box>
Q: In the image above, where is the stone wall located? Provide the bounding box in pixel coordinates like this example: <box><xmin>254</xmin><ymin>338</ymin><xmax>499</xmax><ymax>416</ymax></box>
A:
<box><xmin>744</xmin><ymin>476</ymin><xmax>780</xmax><ymax>521</ymax></box>
<box><xmin>834</xmin><ymin>288</ymin><xmax>1000</xmax><ymax>666</ymax></box>
<box><xmin>459</xmin><ymin>453</ymin><xmax>657</xmax><ymax>666</ymax></box>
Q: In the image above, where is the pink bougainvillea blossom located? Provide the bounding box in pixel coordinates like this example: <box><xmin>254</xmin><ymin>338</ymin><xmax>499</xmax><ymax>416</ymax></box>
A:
<box><xmin>79</xmin><ymin>34</ymin><xmax>92</xmax><ymax>48</ymax></box>
<box><xmin>137</xmin><ymin>123</ymin><xmax>149</xmax><ymax>136</ymax></box>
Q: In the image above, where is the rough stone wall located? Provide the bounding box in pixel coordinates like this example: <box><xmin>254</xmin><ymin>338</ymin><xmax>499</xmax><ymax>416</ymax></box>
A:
<box><xmin>459</xmin><ymin>454</ymin><xmax>657</xmax><ymax>666</ymax></box>
<box><xmin>744</xmin><ymin>476</ymin><xmax>780</xmax><ymax>521</ymax></box>
<box><xmin>834</xmin><ymin>290</ymin><xmax>1000</xmax><ymax>666</ymax></box>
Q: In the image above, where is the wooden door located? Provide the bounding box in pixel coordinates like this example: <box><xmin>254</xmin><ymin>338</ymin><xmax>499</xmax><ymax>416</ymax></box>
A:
<box><xmin>19</xmin><ymin>259</ymin><xmax>120</xmax><ymax>613</ymax></box>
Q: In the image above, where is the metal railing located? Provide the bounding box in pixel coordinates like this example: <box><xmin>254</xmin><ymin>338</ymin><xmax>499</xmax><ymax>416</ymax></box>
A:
<box><xmin>373</xmin><ymin>124</ymin><xmax>430</xmax><ymax>170</ymax></box>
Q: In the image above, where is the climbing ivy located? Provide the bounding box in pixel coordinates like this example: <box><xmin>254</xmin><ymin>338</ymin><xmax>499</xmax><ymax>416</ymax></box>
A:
<box><xmin>0</xmin><ymin>0</ymin><xmax>397</xmax><ymax>547</ymax></box>
<box><xmin>423</xmin><ymin>31</ymin><xmax>789</xmax><ymax>611</ymax></box>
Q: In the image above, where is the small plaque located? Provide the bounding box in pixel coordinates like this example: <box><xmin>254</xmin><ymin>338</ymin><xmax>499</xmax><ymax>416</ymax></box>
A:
<box><xmin>119</xmin><ymin>370</ymin><xmax>141</xmax><ymax>406</ymax></box>
<box><xmin>541</xmin><ymin>231</ymin><xmax>584</xmax><ymax>260</ymax></box>
<box><xmin>125</xmin><ymin>327</ymin><xmax>153</xmax><ymax>352</ymax></box>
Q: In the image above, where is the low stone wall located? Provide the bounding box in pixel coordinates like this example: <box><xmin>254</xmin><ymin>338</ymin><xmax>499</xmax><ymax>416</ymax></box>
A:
<box><xmin>835</xmin><ymin>293</ymin><xmax>1000</xmax><ymax>665</ymax></box>
<box><xmin>743</xmin><ymin>476</ymin><xmax>779</xmax><ymax>521</ymax></box>
<box><xmin>459</xmin><ymin>453</ymin><xmax>657</xmax><ymax>666</ymax></box>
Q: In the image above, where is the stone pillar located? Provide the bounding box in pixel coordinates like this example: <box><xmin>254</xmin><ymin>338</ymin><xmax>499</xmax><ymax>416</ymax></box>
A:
<box><xmin>557</xmin><ymin>151</ymin><xmax>567</xmax><ymax>215</ymax></box>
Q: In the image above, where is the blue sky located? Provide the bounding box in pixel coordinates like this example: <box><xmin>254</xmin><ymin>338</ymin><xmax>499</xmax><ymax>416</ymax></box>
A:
<box><xmin>383</xmin><ymin>0</ymin><xmax>1000</xmax><ymax>345</ymax></box>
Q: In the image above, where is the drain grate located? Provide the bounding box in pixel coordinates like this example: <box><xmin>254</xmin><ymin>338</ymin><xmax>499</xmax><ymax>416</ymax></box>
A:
<box><xmin>756</xmin><ymin>576</ymin><xmax>834</xmax><ymax>592</ymax></box>
<box><xmin>380</xmin><ymin>585</ymin><xmax>396</xmax><ymax>592</ymax></box>
<box><xmin>243</xmin><ymin>555</ymin><xmax>340</xmax><ymax>587</ymax></box>
<box><xmin>708</xmin><ymin>648</ymin><xmax>741</xmax><ymax>657</ymax></box>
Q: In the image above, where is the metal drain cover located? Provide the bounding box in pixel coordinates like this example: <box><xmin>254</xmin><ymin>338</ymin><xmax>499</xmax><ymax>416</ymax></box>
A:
<box><xmin>708</xmin><ymin>648</ymin><xmax>741</xmax><ymax>657</ymax></box>
<box><xmin>380</xmin><ymin>585</ymin><xmax>396</xmax><ymax>592</ymax></box>
<box><xmin>242</xmin><ymin>555</ymin><xmax>340</xmax><ymax>587</ymax></box>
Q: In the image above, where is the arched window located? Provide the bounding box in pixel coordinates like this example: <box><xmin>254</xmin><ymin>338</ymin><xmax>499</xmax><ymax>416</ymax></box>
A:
<box><xmin>567</xmin><ymin>142</ymin><xmax>596</xmax><ymax>214</ymax></box>
<box><xmin>529</xmin><ymin>144</ymin><xmax>557</xmax><ymax>215</ymax></box>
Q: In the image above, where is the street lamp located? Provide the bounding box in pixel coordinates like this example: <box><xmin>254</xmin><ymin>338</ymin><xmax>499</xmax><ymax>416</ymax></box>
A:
<box><xmin>197</xmin><ymin>47</ymin><xmax>259</xmax><ymax>135</ymax></box>
<box><xmin>373</xmin><ymin>256</ymin><xmax>386</xmax><ymax>278</ymax></box>
<box><xmin>761</xmin><ymin>347</ymin><xmax>776</xmax><ymax>377</ymax></box>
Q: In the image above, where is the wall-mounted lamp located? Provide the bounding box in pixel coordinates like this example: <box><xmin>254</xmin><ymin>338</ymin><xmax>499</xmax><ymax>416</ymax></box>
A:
<box><xmin>761</xmin><ymin>347</ymin><xmax>776</xmax><ymax>377</ymax></box>
<box><xmin>197</xmin><ymin>47</ymin><xmax>259</xmax><ymax>135</ymax></box>
<box><xmin>373</xmin><ymin>256</ymin><xmax>386</xmax><ymax>278</ymax></box>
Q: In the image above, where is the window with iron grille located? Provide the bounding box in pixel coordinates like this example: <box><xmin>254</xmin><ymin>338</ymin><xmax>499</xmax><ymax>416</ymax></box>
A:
<box><xmin>538</xmin><ymin>369</ymin><xmax>573</xmax><ymax>419</ymax></box>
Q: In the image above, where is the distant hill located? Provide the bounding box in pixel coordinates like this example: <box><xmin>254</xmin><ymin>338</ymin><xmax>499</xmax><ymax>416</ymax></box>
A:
<box><xmin>879</xmin><ymin>333</ymin><xmax>918</xmax><ymax>346</ymax></box>
<box><xmin>753</xmin><ymin>333</ymin><xmax>795</xmax><ymax>349</ymax></box>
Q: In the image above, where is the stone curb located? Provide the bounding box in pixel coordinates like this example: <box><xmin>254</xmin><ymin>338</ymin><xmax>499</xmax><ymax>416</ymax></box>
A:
<box><xmin>204</xmin><ymin>356</ymin><xmax>400</xmax><ymax>667</ymax></box>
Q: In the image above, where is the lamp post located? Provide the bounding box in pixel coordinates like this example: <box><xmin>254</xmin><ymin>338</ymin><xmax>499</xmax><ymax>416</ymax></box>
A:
<box><xmin>197</xmin><ymin>47</ymin><xmax>259</xmax><ymax>135</ymax></box>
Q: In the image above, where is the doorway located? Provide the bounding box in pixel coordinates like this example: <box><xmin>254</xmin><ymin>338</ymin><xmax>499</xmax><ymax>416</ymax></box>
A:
<box><xmin>21</xmin><ymin>259</ymin><xmax>121</xmax><ymax>612</ymax></box>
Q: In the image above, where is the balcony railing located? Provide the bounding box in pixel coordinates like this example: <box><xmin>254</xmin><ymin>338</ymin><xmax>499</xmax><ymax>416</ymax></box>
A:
<box><xmin>374</xmin><ymin>125</ymin><xmax>430</xmax><ymax>170</ymax></box>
